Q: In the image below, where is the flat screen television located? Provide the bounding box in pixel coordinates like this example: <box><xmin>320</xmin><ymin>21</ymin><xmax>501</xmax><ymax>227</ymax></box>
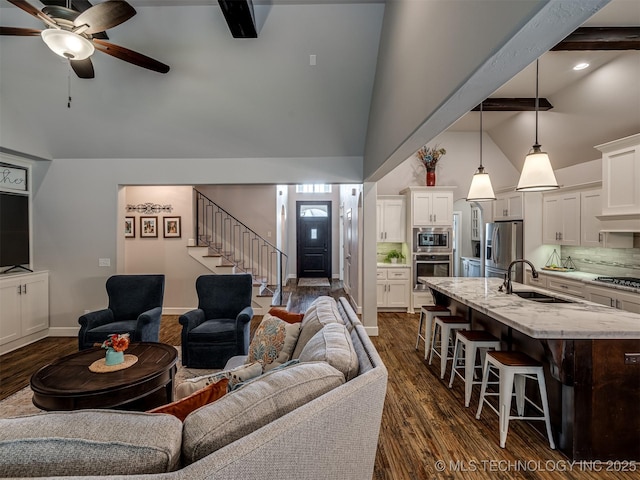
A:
<box><xmin>0</xmin><ymin>192</ymin><xmax>30</xmax><ymax>271</ymax></box>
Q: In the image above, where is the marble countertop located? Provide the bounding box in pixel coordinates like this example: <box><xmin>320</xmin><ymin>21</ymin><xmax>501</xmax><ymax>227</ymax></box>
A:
<box><xmin>418</xmin><ymin>277</ymin><xmax>640</xmax><ymax>339</ymax></box>
<box><xmin>536</xmin><ymin>269</ymin><xmax>640</xmax><ymax>294</ymax></box>
<box><xmin>377</xmin><ymin>262</ymin><xmax>410</xmax><ymax>268</ymax></box>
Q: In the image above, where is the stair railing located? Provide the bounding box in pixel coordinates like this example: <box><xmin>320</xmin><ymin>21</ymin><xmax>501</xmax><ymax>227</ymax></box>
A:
<box><xmin>195</xmin><ymin>189</ymin><xmax>287</xmax><ymax>306</ymax></box>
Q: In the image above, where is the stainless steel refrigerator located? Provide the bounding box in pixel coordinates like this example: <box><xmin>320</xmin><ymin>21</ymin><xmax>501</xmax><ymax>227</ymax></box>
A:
<box><xmin>485</xmin><ymin>221</ymin><xmax>524</xmax><ymax>283</ymax></box>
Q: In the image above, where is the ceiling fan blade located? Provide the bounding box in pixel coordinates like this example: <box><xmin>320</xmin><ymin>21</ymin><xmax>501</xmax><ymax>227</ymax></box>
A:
<box><xmin>93</xmin><ymin>39</ymin><xmax>170</xmax><ymax>74</ymax></box>
<box><xmin>40</xmin><ymin>3</ymin><xmax>109</xmax><ymax>39</ymax></box>
<box><xmin>70</xmin><ymin>58</ymin><xmax>95</xmax><ymax>79</ymax></box>
<box><xmin>40</xmin><ymin>0</ymin><xmax>94</xmax><ymax>13</ymax></box>
<box><xmin>0</xmin><ymin>26</ymin><xmax>42</xmax><ymax>36</ymax></box>
<box><xmin>74</xmin><ymin>1</ymin><xmax>136</xmax><ymax>35</ymax></box>
<box><xmin>6</xmin><ymin>0</ymin><xmax>57</xmax><ymax>26</ymax></box>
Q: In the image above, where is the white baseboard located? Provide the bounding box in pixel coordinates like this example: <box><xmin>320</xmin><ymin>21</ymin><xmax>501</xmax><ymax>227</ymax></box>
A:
<box><xmin>364</xmin><ymin>326</ymin><xmax>379</xmax><ymax>337</ymax></box>
<box><xmin>48</xmin><ymin>327</ymin><xmax>78</xmax><ymax>337</ymax></box>
<box><xmin>162</xmin><ymin>307</ymin><xmax>193</xmax><ymax>315</ymax></box>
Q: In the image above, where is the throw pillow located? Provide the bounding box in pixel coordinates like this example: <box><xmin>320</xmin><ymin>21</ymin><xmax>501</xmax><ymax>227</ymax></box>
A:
<box><xmin>298</xmin><ymin>322</ymin><xmax>359</xmax><ymax>381</ymax></box>
<box><xmin>268</xmin><ymin>307</ymin><xmax>304</xmax><ymax>324</ymax></box>
<box><xmin>291</xmin><ymin>299</ymin><xmax>342</xmax><ymax>359</ymax></box>
<box><xmin>182</xmin><ymin>361</ymin><xmax>345</xmax><ymax>464</ymax></box>
<box><xmin>175</xmin><ymin>362</ymin><xmax>262</xmax><ymax>399</ymax></box>
<box><xmin>246</xmin><ymin>313</ymin><xmax>301</xmax><ymax>371</ymax></box>
<box><xmin>148</xmin><ymin>378</ymin><xmax>229</xmax><ymax>422</ymax></box>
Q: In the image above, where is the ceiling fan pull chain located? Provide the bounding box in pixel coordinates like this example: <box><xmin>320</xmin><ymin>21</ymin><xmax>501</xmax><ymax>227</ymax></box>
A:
<box><xmin>67</xmin><ymin>70</ymin><xmax>72</xmax><ymax>109</ymax></box>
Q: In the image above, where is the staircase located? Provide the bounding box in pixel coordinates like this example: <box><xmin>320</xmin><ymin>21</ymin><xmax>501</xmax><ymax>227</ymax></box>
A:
<box><xmin>188</xmin><ymin>189</ymin><xmax>288</xmax><ymax>313</ymax></box>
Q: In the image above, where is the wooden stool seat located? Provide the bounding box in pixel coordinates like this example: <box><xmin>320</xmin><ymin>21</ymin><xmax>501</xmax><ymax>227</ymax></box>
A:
<box><xmin>415</xmin><ymin>305</ymin><xmax>451</xmax><ymax>360</ymax></box>
<box><xmin>476</xmin><ymin>350</ymin><xmax>555</xmax><ymax>449</ymax></box>
<box><xmin>428</xmin><ymin>315</ymin><xmax>470</xmax><ymax>379</ymax></box>
<box><xmin>449</xmin><ymin>330</ymin><xmax>501</xmax><ymax>407</ymax></box>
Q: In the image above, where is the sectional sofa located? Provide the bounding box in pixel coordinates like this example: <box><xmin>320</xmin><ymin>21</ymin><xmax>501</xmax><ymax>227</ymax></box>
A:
<box><xmin>0</xmin><ymin>296</ymin><xmax>388</xmax><ymax>479</ymax></box>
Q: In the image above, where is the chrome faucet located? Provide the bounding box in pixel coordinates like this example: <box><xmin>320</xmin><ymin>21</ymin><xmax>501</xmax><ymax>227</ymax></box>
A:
<box><xmin>501</xmin><ymin>259</ymin><xmax>538</xmax><ymax>294</ymax></box>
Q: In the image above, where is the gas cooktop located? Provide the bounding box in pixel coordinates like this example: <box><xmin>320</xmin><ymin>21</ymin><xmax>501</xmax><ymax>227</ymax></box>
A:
<box><xmin>594</xmin><ymin>277</ymin><xmax>640</xmax><ymax>289</ymax></box>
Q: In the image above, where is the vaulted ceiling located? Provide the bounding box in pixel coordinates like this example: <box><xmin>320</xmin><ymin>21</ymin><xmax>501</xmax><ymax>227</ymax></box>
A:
<box><xmin>0</xmin><ymin>0</ymin><xmax>638</xmax><ymax>175</ymax></box>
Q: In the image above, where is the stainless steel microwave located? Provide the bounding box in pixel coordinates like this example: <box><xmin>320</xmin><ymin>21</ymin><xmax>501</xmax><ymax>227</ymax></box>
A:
<box><xmin>413</xmin><ymin>227</ymin><xmax>452</xmax><ymax>253</ymax></box>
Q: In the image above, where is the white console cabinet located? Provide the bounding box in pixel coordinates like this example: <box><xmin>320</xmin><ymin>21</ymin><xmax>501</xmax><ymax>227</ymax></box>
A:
<box><xmin>0</xmin><ymin>271</ymin><xmax>49</xmax><ymax>352</ymax></box>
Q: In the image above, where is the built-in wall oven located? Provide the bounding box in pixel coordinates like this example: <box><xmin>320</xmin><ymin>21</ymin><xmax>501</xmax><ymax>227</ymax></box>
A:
<box><xmin>413</xmin><ymin>254</ymin><xmax>452</xmax><ymax>290</ymax></box>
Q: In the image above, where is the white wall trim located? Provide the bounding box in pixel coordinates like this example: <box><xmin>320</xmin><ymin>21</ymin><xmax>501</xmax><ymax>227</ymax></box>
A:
<box><xmin>47</xmin><ymin>327</ymin><xmax>78</xmax><ymax>337</ymax></box>
<box><xmin>364</xmin><ymin>326</ymin><xmax>379</xmax><ymax>337</ymax></box>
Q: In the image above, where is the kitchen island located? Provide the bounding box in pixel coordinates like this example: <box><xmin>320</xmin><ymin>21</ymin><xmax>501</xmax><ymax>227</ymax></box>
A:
<box><xmin>419</xmin><ymin>276</ymin><xmax>640</xmax><ymax>461</ymax></box>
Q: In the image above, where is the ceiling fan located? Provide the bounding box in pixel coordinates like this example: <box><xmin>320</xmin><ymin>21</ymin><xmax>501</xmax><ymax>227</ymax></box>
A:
<box><xmin>0</xmin><ymin>0</ymin><xmax>170</xmax><ymax>79</ymax></box>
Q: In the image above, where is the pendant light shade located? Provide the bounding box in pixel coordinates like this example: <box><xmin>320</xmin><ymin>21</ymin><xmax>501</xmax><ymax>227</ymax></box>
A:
<box><xmin>516</xmin><ymin>59</ymin><xmax>558</xmax><ymax>192</ymax></box>
<box><xmin>466</xmin><ymin>102</ymin><xmax>496</xmax><ymax>202</ymax></box>
<box><xmin>41</xmin><ymin>29</ymin><xmax>94</xmax><ymax>60</ymax></box>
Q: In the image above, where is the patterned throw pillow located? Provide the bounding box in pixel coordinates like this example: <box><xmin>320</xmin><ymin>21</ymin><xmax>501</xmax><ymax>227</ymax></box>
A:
<box><xmin>246</xmin><ymin>313</ymin><xmax>301</xmax><ymax>371</ymax></box>
<box><xmin>175</xmin><ymin>362</ymin><xmax>263</xmax><ymax>400</ymax></box>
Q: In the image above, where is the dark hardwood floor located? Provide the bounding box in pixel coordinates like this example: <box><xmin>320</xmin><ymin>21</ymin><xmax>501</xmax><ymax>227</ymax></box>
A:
<box><xmin>0</xmin><ymin>280</ymin><xmax>633</xmax><ymax>479</ymax></box>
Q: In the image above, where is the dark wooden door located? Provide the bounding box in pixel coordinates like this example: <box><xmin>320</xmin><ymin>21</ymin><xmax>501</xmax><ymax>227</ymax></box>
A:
<box><xmin>296</xmin><ymin>201</ymin><xmax>331</xmax><ymax>278</ymax></box>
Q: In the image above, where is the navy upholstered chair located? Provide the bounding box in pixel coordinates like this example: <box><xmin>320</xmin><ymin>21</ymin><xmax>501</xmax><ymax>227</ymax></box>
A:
<box><xmin>179</xmin><ymin>274</ymin><xmax>254</xmax><ymax>369</ymax></box>
<box><xmin>78</xmin><ymin>275</ymin><xmax>165</xmax><ymax>350</ymax></box>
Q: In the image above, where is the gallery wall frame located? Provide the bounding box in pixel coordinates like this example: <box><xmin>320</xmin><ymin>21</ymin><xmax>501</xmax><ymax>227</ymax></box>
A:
<box><xmin>125</xmin><ymin>217</ymin><xmax>135</xmax><ymax>238</ymax></box>
<box><xmin>140</xmin><ymin>216</ymin><xmax>158</xmax><ymax>238</ymax></box>
<box><xmin>163</xmin><ymin>216</ymin><xmax>181</xmax><ymax>238</ymax></box>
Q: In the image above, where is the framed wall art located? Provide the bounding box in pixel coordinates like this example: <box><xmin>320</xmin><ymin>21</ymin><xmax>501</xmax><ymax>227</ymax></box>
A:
<box><xmin>140</xmin><ymin>216</ymin><xmax>158</xmax><ymax>238</ymax></box>
<box><xmin>124</xmin><ymin>216</ymin><xmax>135</xmax><ymax>238</ymax></box>
<box><xmin>163</xmin><ymin>216</ymin><xmax>181</xmax><ymax>238</ymax></box>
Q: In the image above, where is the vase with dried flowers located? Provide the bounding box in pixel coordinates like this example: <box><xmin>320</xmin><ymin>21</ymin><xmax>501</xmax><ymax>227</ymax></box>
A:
<box><xmin>102</xmin><ymin>333</ymin><xmax>130</xmax><ymax>366</ymax></box>
<box><xmin>416</xmin><ymin>144</ymin><xmax>446</xmax><ymax>186</ymax></box>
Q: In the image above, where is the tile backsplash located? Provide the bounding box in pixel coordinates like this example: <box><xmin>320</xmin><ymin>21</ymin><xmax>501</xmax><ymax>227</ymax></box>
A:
<box><xmin>561</xmin><ymin>235</ymin><xmax>640</xmax><ymax>277</ymax></box>
<box><xmin>376</xmin><ymin>242</ymin><xmax>408</xmax><ymax>264</ymax></box>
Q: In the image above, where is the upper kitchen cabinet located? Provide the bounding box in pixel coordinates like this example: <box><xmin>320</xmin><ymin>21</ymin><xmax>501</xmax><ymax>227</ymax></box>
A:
<box><xmin>542</xmin><ymin>191</ymin><xmax>580</xmax><ymax>246</ymax></box>
<box><xmin>401</xmin><ymin>186</ymin><xmax>453</xmax><ymax>227</ymax></box>
<box><xmin>581</xmin><ymin>189</ymin><xmax>633</xmax><ymax>248</ymax></box>
<box><xmin>471</xmin><ymin>207</ymin><xmax>480</xmax><ymax>241</ymax></box>
<box><xmin>376</xmin><ymin>195</ymin><xmax>406</xmax><ymax>243</ymax></box>
<box><xmin>595</xmin><ymin>133</ymin><xmax>640</xmax><ymax>217</ymax></box>
<box><xmin>492</xmin><ymin>191</ymin><xmax>523</xmax><ymax>221</ymax></box>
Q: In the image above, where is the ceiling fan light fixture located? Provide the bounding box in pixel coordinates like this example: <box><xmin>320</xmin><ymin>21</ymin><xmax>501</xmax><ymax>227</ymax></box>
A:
<box><xmin>41</xmin><ymin>28</ymin><xmax>94</xmax><ymax>60</ymax></box>
<box><xmin>573</xmin><ymin>62</ymin><xmax>589</xmax><ymax>71</ymax></box>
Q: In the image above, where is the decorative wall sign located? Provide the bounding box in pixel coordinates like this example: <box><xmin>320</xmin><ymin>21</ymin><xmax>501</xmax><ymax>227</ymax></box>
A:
<box><xmin>124</xmin><ymin>217</ymin><xmax>135</xmax><ymax>238</ymax></box>
<box><xmin>126</xmin><ymin>203</ymin><xmax>173</xmax><ymax>214</ymax></box>
<box><xmin>0</xmin><ymin>162</ymin><xmax>28</xmax><ymax>192</ymax></box>
<box><xmin>140</xmin><ymin>216</ymin><xmax>158</xmax><ymax>238</ymax></box>
<box><xmin>163</xmin><ymin>216</ymin><xmax>181</xmax><ymax>238</ymax></box>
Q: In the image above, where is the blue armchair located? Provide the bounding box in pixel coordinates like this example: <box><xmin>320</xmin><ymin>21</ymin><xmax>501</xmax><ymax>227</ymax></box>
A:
<box><xmin>179</xmin><ymin>274</ymin><xmax>254</xmax><ymax>369</ymax></box>
<box><xmin>78</xmin><ymin>275</ymin><xmax>165</xmax><ymax>350</ymax></box>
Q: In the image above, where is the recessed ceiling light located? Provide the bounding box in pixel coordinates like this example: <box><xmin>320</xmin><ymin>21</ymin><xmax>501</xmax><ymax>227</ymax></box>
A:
<box><xmin>573</xmin><ymin>62</ymin><xmax>590</xmax><ymax>71</ymax></box>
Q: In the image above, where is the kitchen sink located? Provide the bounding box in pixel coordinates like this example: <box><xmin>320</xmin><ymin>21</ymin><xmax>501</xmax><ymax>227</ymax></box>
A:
<box><xmin>512</xmin><ymin>291</ymin><xmax>574</xmax><ymax>303</ymax></box>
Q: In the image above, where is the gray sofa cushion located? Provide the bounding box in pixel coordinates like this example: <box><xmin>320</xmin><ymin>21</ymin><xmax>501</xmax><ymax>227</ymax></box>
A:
<box><xmin>0</xmin><ymin>410</ymin><xmax>182</xmax><ymax>477</ymax></box>
<box><xmin>298</xmin><ymin>322</ymin><xmax>359</xmax><ymax>381</ymax></box>
<box><xmin>291</xmin><ymin>297</ymin><xmax>343</xmax><ymax>359</ymax></box>
<box><xmin>182</xmin><ymin>361</ymin><xmax>345</xmax><ymax>464</ymax></box>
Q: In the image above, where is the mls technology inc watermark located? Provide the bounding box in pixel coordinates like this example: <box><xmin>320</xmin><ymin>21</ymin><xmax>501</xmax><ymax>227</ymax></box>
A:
<box><xmin>433</xmin><ymin>459</ymin><xmax>637</xmax><ymax>473</ymax></box>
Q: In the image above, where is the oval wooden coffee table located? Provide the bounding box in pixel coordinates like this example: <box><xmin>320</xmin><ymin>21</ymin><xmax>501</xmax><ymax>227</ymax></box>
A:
<box><xmin>30</xmin><ymin>342</ymin><xmax>178</xmax><ymax>411</ymax></box>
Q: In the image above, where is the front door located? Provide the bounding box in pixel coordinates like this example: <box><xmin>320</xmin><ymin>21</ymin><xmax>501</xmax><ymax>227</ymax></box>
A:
<box><xmin>296</xmin><ymin>201</ymin><xmax>331</xmax><ymax>278</ymax></box>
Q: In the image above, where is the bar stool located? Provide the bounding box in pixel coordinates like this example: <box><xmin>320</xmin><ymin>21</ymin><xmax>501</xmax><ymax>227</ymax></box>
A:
<box><xmin>475</xmin><ymin>351</ymin><xmax>555</xmax><ymax>449</ymax></box>
<box><xmin>428</xmin><ymin>315</ymin><xmax>470</xmax><ymax>379</ymax></box>
<box><xmin>448</xmin><ymin>330</ymin><xmax>501</xmax><ymax>407</ymax></box>
<box><xmin>415</xmin><ymin>305</ymin><xmax>451</xmax><ymax>360</ymax></box>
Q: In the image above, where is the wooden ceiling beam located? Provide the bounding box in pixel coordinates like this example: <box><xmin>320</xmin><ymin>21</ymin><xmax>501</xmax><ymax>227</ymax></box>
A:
<box><xmin>471</xmin><ymin>98</ymin><xmax>553</xmax><ymax>112</ymax></box>
<box><xmin>218</xmin><ymin>0</ymin><xmax>258</xmax><ymax>38</ymax></box>
<box><xmin>551</xmin><ymin>27</ymin><xmax>640</xmax><ymax>51</ymax></box>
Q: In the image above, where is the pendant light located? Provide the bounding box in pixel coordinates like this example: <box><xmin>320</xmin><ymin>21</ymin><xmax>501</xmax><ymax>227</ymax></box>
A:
<box><xmin>516</xmin><ymin>59</ymin><xmax>559</xmax><ymax>192</ymax></box>
<box><xmin>466</xmin><ymin>101</ymin><xmax>496</xmax><ymax>201</ymax></box>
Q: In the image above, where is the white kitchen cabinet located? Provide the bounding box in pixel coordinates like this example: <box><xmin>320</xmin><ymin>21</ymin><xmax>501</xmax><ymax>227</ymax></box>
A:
<box><xmin>411</xmin><ymin>190</ymin><xmax>453</xmax><ymax>226</ymax></box>
<box><xmin>585</xmin><ymin>284</ymin><xmax>640</xmax><ymax>314</ymax></box>
<box><xmin>542</xmin><ymin>191</ymin><xmax>580</xmax><ymax>246</ymax></box>
<box><xmin>0</xmin><ymin>271</ymin><xmax>49</xmax><ymax>348</ymax></box>
<box><xmin>470</xmin><ymin>207</ymin><xmax>480</xmax><ymax>241</ymax></box>
<box><xmin>461</xmin><ymin>258</ymin><xmax>469</xmax><ymax>277</ymax></box>
<box><xmin>595</xmin><ymin>134</ymin><xmax>640</xmax><ymax>217</ymax></box>
<box><xmin>546</xmin><ymin>276</ymin><xmax>585</xmax><ymax>299</ymax></box>
<box><xmin>377</xmin><ymin>267</ymin><xmax>410</xmax><ymax>309</ymax></box>
<box><xmin>492</xmin><ymin>192</ymin><xmax>523</xmax><ymax>221</ymax></box>
<box><xmin>376</xmin><ymin>196</ymin><xmax>406</xmax><ymax>243</ymax></box>
<box><xmin>468</xmin><ymin>259</ymin><xmax>481</xmax><ymax>277</ymax></box>
<box><xmin>580</xmin><ymin>189</ymin><xmax>634</xmax><ymax>248</ymax></box>
<box><xmin>525</xmin><ymin>270</ymin><xmax>548</xmax><ymax>288</ymax></box>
